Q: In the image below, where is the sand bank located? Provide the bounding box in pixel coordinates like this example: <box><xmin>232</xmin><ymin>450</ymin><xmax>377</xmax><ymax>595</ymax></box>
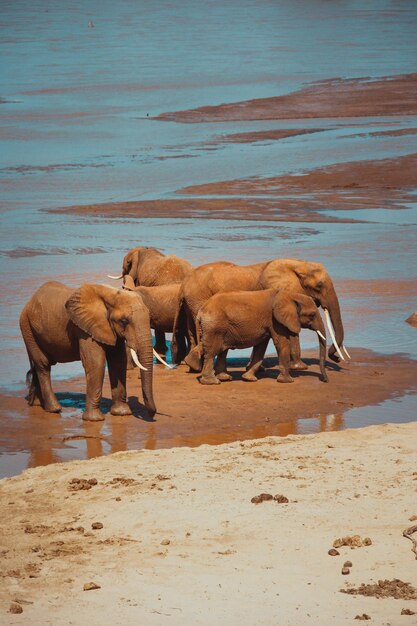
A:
<box><xmin>50</xmin><ymin>153</ymin><xmax>417</xmax><ymax>222</ymax></box>
<box><xmin>1</xmin><ymin>422</ymin><xmax>416</xmax><ymax>625</ymax></box>
<box><xmin>155</xmin><ymin>74</ymin><xmax>417</xmax><ymax>122</ymax></box>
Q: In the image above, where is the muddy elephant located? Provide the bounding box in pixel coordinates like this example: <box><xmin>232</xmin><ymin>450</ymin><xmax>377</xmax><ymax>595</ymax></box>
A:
<box><xmin>197</xmin><ymin>289</ymin><xmax>328</xmax><ymax>385</ymax></box>
<box><xmin>171</xmin><ymin>258</ymin><xmax>348</xmax><ymax>371</ymax></box>
<box><xmin>108</xmin><ymin>246</ymin><xmax>192</xmax><ymax>356</ymax></box>
<box><xmin>19</xmin><ymin>281</ymin><xmax>156</xmax><ymax>421</ymax></box>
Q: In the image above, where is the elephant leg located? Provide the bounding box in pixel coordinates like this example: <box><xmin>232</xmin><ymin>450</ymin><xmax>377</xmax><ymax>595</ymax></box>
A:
<box><xmin>184</xmin><ymin>310</ymin><xmax>202</xmax><ymax>371</ymax></box>
<box><xmin>215</xmin><ymin>350</ymin><xmax>232</xmax><ymax>381</ymax></box>
<box><xmin>242</xmin><ymin>339</ymin><xmax>269</xmax><ymax>382</ymax></box>
<box><xmin>20</xmin><ymin>317</ymin><xmax>61</xmax><ymax>412</ymax></box>
<box><xmin>79</xmin><ymin>336</ymin><xmax>106</xmax><ymax>421</ymax></box>
<box><xmin>154</xmin><ymin>329</ymin><xmax>168</xmax><ymax>357</ymax></box>
<box><xmin>107</xmin><ymin>340</ymin><xmax>132</xmax><ymax>417</ymax></box>
<box><xmin>199</xmin><ymin>333</ymin><xmax>221</xmax><ymax>385</ymax></box>
<box><xmin>274</xmin><ymin>335</ymin><xmax>294</xmax><ymax>383</ymax></box>
<box><xmin>34</xmin><ymin>363</ymin><xmax>62</xmax><ymax>413</ymax></box>
<box><xmin>289</xmin><ymin>334</ymin><xmax>309</xmax><ymax>371</ymax></box>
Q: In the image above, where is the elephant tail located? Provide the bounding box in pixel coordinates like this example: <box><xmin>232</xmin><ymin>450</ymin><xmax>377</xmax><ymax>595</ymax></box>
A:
<box><xmin>171</xmin><ymin>293</ymin><xmax>188</xmax><ymax>364</ymax></box>
<box><xmin>25</xmin><ymin>362</ymin><xmax>40</xmax><ymax>406</ymax></box>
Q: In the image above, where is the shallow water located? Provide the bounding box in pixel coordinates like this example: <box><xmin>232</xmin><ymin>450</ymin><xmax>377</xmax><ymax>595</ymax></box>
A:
<box><xmin>1</xmin><ymin>0</ymin><xmax>417</xmax><ymax>476</ymax></box>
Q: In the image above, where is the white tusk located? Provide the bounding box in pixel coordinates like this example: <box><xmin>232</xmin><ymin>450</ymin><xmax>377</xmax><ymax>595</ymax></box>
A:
<box><xmin>316</xmin><ymin>330</ymin><xmax>326</xmax><ymax>342</ymax></box>
<box><xmin>130</xmin><ymin>348</ymin><xmax>148</xmax><ymax>371</ymax></box>
<box><xmin>342</xmin><ymin>344</ymin><xmax>351</xmax><ymax>359</ymax></box>
<box><xmin>153</xmin><ymin>348</ymin><xmax>175</xmax><ymax>369</ymax></box>
<box><xmin>323</xmin><ymin>309</ymin><xmax>345</xmax><ymax>361</ymax></box>
<box><xmin>107</xmin><ymin>274</ymin><xmax>123</xmax><ymax>280</ymax></box>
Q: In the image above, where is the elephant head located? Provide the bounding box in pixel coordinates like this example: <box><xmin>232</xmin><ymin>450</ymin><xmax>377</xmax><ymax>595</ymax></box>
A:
<box><xmin>65</xmin><ymin>284</ymin><xmax>156</xmax><ymax>416</ymax></box>
<box><xmin>272</xmin><ymin>291</ymin><xmax>328</xmax><ymax>382</ymax></box>
<box><xmin>262</xmin><ymin>259</ymin><xmax>348</xmax><ymax>363</ymax></box>
<box><xmin>107</xmin><ymin>247</ymin><xmax>164</xmax><ymax>286</ymax></box>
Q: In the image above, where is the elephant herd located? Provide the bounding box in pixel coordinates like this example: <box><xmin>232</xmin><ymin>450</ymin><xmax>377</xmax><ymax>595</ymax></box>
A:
<box><xmin>19</xmin><ymin>246</ymin><xmax>350</xmax><ymax>421</ymax></box>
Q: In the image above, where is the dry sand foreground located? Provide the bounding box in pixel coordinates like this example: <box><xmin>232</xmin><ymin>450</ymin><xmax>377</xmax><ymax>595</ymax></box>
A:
<box><xmin>1</xmin><ymin>423</ymin><xmax>416</xmax><ymax>625</ymax></box>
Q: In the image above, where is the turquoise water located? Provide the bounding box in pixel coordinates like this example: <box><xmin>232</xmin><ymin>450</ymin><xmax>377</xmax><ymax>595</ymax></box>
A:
<box><xmin>0</xmin><ymin>1</ymin><xmax>416</xmax><ymax>475</ymax></box>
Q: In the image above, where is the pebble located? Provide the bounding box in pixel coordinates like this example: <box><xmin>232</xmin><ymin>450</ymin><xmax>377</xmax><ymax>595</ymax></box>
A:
<box><xmin>160</xmin><ymin>539</ymin><xmax>171</xmax><ymax>546</ymax></box>
<box><xmin>342</xmin><ymin>566</ymin><xmax>350</xmax><ymax>575</ymax></box>
<box><xmin>328</xmin><ymin>548</ymin><xmax>340</xmax><ymax>556</ymax></box>
<box><xmin>83</xmin><ymin>582</ymin><xmax>101</xmax><ymax>591</ymax></box>
<box><xmin>251</xmin><ymin>493</ymin><xmax>273</xmax><ymax>504</ymax></box>
<box><xmin>9</xmin><ymin>603</ymin><xmax>23</xmax><ymax>614</ymax></box>
<box><xmin>92</xmin><ymin>522</ymin><xmax>103</xmax><ymax>530</ymax></box>
<box><xmin>344</xmin><ymin>560</ymin><xmax>353</xmax><ymax>568</ymax></box>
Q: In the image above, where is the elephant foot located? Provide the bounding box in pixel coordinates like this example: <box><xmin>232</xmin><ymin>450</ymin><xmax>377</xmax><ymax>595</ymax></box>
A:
<box><xmin>276</xmin><ymin>373</ymin><xmax>294</xmax><ymax>384</ymax></box>
<box><xmin>43</xmin><ymin>399</ymin><xmax>62</xmax><ymax>413</ymax></box>
<box><xmin>216</xmin><ymin>372</ymin><xmax>232</xmax><ymax>382</ymax></box>
<box><xmin>110</xmin><ymin>402</ymin><xmax>132</xmax><ymax>416</ymax></box>
<box><xmin>199</xmin><ymin>375</ymin><xmax>221</xmax><ymax>385</ymax></box>
<box><xmin>245</xmin><ymin>364</ymin><xmax>265</xmax><ymax>372</ymax></box>
<box><xmin>290</xmin><ymin>360</ymin><xmax>309</xmax><ymax>371</ymax></box>
<box><xmin>185</xmin><ymin>350</ymin><xmax>202</xmax><ymax>372</ymax></box>
<box><xmin>241</xmin><ymin>372</ymin><xmax>258</xmax><ymax>382</ymax></box>
<box><xmin>82</xmin><ymin>408</ymin><xmax>105</xmax><ymax>421</ymax></box>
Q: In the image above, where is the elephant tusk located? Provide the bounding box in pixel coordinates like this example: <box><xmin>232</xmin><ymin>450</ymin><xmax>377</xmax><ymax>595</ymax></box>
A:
<box><xmin>107</xmin><ymin>274</ymin><xmax>123</xmax><ymax>280</ymax></box>
<box><xmin>323</xmin><ymin>309</ymin><xmax>345</xmax><ymax>361</ymax></box>
<box><xmin>153</xmin><ymin>348</ymin><xmax>175</xmax><ymax>369</ymax></box>
<box><xmin>342</xmin><ymin>344</ymin><xmax>351</xmax><ymax>359</ymax></box>
<box><xmin>130</xmin><ymin>348</ymin><xmax>148</xmax><ymax>371</ymax></box>
<box><xmin>316</xmin><ymin>330</ymin><xmax>326</xmax><ymax>342</ymax></box>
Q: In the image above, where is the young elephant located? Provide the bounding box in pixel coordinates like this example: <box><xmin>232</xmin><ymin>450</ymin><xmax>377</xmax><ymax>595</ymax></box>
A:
<box><xmin>197</xmin><ymin>289</ymin><xmax>328</xmax><ymax>385</ymax></box>
<box><xmin>19</xmin><ymin>281</ymin><xmax>156</xmax><ymax>421</ymax></box>
<box><xmin>123</xmin><ymin>276</ymin><xmax>186</xmax><ymax>368</ymax></box>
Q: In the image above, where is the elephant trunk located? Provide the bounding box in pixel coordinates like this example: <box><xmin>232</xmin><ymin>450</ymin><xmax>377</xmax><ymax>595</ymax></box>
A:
<box><xmin>322</xmin><ymin>285</ymin><xmax>345</xmax><ymax>363</ymax></box>
<box><xmin>315</xmin><ymin>316</ymin><xmax>328</xmax><ymax>383</ymax></box>
<box><xmin>132</xmin><ymin>325</ymin><xmax>156</xmax><ymax>417</ymax></box>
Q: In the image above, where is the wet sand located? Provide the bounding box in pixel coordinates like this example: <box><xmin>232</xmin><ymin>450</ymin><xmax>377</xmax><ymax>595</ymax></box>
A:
<box><xmin>1</xmin><ymin>348</ymin><xmax>416</xmax><ymax>477</ymax></box>
<box><xmin>155</xmin><ymin>73</ymin><xmax>417</xmax><ymax>122</ymax></box>
<box><xmin>51</xmin><ymin>153</ymin><xmax>417</xmax><ymax>221</ymax></box>
<box><xmin>1</xmin><ymin>421</ymin><xmax>416</xmax><ymax>625</ymax></box>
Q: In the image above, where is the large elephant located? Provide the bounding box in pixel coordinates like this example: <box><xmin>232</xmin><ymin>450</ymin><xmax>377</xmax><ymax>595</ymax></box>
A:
<box><xmin>108</xmin><ymin>246</ymin><xmax>192</xmax><ymax>356</ymax></box>
<box><xmin>171</xmin><ymin>258</ymin><xmax>348</xmax><ymax>371</ymax></box>
<box><xmin>19</xmin><ymin>281</ymin><xmax>156</xmax><ymax>421</ymax></box>
<box><xmin>197</xmin><ymin>289</ymin><xmax>328</xmax><ymax>385</ymax></box>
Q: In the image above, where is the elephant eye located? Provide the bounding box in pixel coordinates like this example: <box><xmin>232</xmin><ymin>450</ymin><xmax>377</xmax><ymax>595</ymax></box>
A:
<box><xmin>316</xmin><ymin>281</ymin><xmax>323</xmax><ymax>291</ymax></box>
<box><xmin>118</xmin><ymin>318</ymin><xmax>129</xmax><ymax>328</ymax></box>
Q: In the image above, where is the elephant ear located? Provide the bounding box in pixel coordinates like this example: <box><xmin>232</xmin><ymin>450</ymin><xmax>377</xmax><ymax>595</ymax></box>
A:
<box><xmin>273</xmin><ymin>292</ymin><xmax>301</xmax><ymax>334</ymax></box>
<box><xmin>122</xmin><ymin>249</ymin><xmax>140</xmax><ymax>283</ymax></box>
<box><xmin>65</xmin><ymin>284</ymin><xmax>117</xmax><ymax>345</ymax></box>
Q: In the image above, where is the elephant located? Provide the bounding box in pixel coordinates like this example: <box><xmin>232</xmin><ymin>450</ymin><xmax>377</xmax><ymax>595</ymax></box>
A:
<box><xmin>122</xmin><ymin>275</ymin><xmax>187</xmax><ymax>366</ymax></box>
<box><xmin>108</xmin><ymin>246</ymin><xmax>192</xmax><ymax>356</ymax></box>
<box><xmin>171</xmin><ymin>258</ymin><xmax>348</xmax><ymax>371</ymax></box>
<box><xmin>19</xmin><ymin>281</ymin><xmax>156</xmax><ymax>421</ymax></box>
<box><xmin>197</xmin><ymin>289</ymin><xmax>328</xmax><ymax>385</ymax></box>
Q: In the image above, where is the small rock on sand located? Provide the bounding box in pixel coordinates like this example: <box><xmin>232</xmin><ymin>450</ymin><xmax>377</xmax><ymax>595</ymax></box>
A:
<box><xmin>160</xmin><ymin>539</ymin><xmax>171</xmax><ymax>546</ymax></box>
<box><xmin>274</xmin><ymin>494</ymin><xmax>289</xmax><ymax>503</ymax></box>
<box><xmin>9</xmin><ymin>602</ymin><xmax>23</xmax><ymax>614</ymax></box>
<box><xmin>328</xmin><ymin>548</ymin><xmax>340</xmax><ymax>556</ymax></box>
<box><xmin>333</xmin><ymin>535</ymin><xmax>372</xmax><ymax>548</ymax></box>
<box><xmin>91</xmin><ymin>522</ymin><xmax>103</xmax><ymax>530</ymax></box>
<box><xmin>251</xmin><ymin>493</ymin><xmax>273</xmax><ymax>504</ymax></box>
<box><xmin>344</xmin><ymin>560</ymin><xmax>353</xmax><ymax>568</ymax></box>
<box><xmin>342</xmin><ymin>567</ymin><xmax>350</xmax><ymax>575</ymax></box>
<box><xmin>354</xmin><ymin>615</ymin><xmax>370</xmax><ymax>621</ymax></box>
<box><xmin>83</xmin><ymin>582</ymin><xmax>101</xmax><ymax>591</ymax></box>
<box><xmin>401</xmin><ymin>608</ymin><xmax>415</xmax><ymax>615</ymax></box>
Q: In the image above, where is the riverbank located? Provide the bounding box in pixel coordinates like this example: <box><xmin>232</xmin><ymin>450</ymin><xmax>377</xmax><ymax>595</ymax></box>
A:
<box><xmin>1</xmin><ymin>421</ymin><xmax>416</xmax><ymax>625</ymax></box>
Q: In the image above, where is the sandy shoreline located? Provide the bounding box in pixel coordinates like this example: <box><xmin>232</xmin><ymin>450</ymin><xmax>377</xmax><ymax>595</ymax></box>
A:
<box><xmin>1</xmin><ymin>422</ymin><xmax>416</xmax><ymax>625</ymax></box>
<box><xmin>2</xmin><ymin>348</ymin><xmax>417</xmax><ymax>475</ymax></box>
